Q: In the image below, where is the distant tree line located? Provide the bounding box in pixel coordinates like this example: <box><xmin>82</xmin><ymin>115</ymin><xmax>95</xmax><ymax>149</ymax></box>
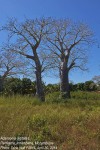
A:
<box><xmin>46</xmin><ymin>80</ymin><xmax>100</xmax><ymax>93</ymax></box>
<box><xmin>0</xmin><ymin>76</ymin><xmax>99</xmax><ymax>96</ymax></box>
<box><xmin>0</xmin><ymin>77</ymin><xmax>36</xmax><ymax>96</ymax></box>
<box><xmin>70</xmin><ymin>80</ymin><xmax>99</xmax><ymax>92</ymax></box>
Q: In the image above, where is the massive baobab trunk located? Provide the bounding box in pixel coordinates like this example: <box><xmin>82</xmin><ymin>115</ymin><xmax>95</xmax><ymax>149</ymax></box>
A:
<box><xmin>0</xmin><ymin>77</ymin><xmax>3</xmax><ymax>92</ymax></box>
<box><xmin>60</xmin><ymin>59</ymin><xmax>70</xmax><ymax>98</ymax></box>
<box><xmin>34</xmin><ymin>50</ymin><xmax>45</xmax><ymax>101</ymax></box>
<box><xmin>35</xmin><ymin>70</ymin><xmax>45</xmax><ymax>101</ymax></box>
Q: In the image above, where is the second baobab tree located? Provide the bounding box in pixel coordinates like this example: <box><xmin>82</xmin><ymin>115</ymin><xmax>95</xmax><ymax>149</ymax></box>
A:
<box><xmin>47</xmin><ymin>19</ymin><xmax>94</xmax><ymax>98</ymax></box>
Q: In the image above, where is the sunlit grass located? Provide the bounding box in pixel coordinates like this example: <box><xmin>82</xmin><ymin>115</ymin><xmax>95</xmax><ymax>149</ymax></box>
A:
<box><xmin>0</xmin><ymin>92</ymin><xmax>100</xmax><ymax>149</ymax></box>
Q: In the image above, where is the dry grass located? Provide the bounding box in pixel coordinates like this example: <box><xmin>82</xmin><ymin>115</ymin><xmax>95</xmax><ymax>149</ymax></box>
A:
<box><xmin>0</xmin><ymin>94</ymin><xmax>100</xmax><ymax>149</ymax></box>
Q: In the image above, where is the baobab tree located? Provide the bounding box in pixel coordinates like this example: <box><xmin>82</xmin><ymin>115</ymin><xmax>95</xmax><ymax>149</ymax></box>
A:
<box><xmin>47</xmin><ymin>19</ymin><xmax>94</xmax><ymax>98</ymax></box>
<box><xmin>3</xmin><ymin>18</ymin><xmax>52</xmax><ymax>101</ymax></box>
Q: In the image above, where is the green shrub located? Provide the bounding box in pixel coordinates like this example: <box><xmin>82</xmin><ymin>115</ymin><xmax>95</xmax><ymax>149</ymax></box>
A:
<box><xmin>71</xmin><ymin>91</ymin><xmax>100</xmax><ymax>100</ymax></box>
<box><xmin>46</xmin><ymin>92</ymin><xmax>71</xmax><ymax>104</ymax></box>
<box><xmin>46</xmin><ymin>92</ymin><xmax>60</xmax><ymax>103</ymax></box>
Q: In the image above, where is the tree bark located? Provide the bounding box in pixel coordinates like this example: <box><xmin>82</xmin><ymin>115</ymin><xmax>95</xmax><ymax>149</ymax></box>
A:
<box><xmin>60</xmin><ymin>61</ymin><xmax>70</xmax><ymax>99</ymax></box>
<box><xmin>33</xmin><ymin>49</ymin><xmax>45</xmax><ymax>101</ymax></box>
<box><xmin>0</xmin><ymin>78</ymin><xmax>3</xmax><ymax>92</ymax></box>
<box><xmin>35</xmin><ymin>69</ymin><xmax>45</xmax><ymax>101</ymax></box>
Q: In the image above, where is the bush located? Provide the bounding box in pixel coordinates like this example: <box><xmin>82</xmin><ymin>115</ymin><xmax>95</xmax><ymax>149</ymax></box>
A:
<box><xmin>2</xmin><ymin>77</ymin><xmax>36</xmax><ymax>96</ymax></box>
<box><xmin>46</xmin><ymin>92</ymin><xmax>69</xmax><ymax>103</ymax></box>
<box><xmin>71</xmin><ymin>91</ymin><xmax>100</xmax><ymax>100</ymax></box>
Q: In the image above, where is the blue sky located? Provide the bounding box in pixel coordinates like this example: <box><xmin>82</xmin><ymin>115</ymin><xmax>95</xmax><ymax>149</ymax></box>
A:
<box><xmin>0</xmin><ymin>0</ymin><xmax>100</xmax><ymax>84</ymax></box>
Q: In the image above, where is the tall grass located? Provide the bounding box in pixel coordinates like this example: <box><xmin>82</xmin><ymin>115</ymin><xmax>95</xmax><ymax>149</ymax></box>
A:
<box><xmin>0</xmin><ymin>92</ymin><xmax>100</xmax><ymax>149</ymax></box>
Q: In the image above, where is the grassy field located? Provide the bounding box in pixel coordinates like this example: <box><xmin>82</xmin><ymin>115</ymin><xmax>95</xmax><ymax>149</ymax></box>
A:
<box><xmin>0</xmin><ymin>92</ymin><xmax>100</xmax><ymax>150</ymax></box>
